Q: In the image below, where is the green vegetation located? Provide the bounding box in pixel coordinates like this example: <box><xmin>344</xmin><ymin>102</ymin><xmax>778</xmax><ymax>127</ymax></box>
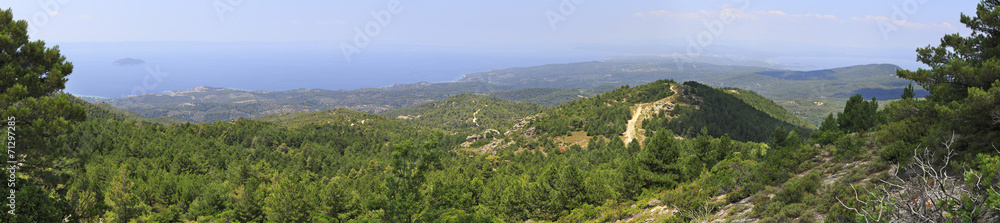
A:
<box><xmin>836</xmin><ymin>94</ymin><xmax>881</xmax><ymax>133</ymax></box>
<box><xmin>87</xmin><ymin>81</ymin><xmax>518</xmax><ymax>122</ymax></box>
<box><xmin>92</xmin><ymin>58</ymin><xmax>919</xmax><ymax>127</ymax></box>
<box><xmin>462</xmin><ymin>60</ymin><xmax>924</xmax><ymax>126</ymax></box>
<box><xmin>382</xmin><ymin>94</ymin><xmax>545</xmax><ymax>132</ymax></box>
<box><xmin>723</xmin><ymin>87</ymin><xmax>816</xmax><ymax>130</ymax></box>
<box><xmin>4</xmin><ymin>1</ymin><xmax>1000</xmax><ymax>221</ymax></box>
<box><xmin>531</xmin><ymin>80</ymin><xmax>675</xmax><ymax>137</ymax></box>
<box><xmin>643</xmin><ymin>81</ymin><xmax>810</xmax><ymax>142</ymax></box>
<box><xmin>486</xmin><ymin>86</ymin><xmax>616</xmax><ymax>106</ymax></box>
<box><xmin>1</xmin><ymin>8</ymin><xmax>86</xmax><ymax>222</ymax></box>
<box><xmin>70</xmin><ymin>95</ymin><xmax>186</xmax><ymax>125</ymax></box>
<box><xmin>255</xmin><ymin>107</ymin><xmax>414</xmax><ymax>130</ymax></box>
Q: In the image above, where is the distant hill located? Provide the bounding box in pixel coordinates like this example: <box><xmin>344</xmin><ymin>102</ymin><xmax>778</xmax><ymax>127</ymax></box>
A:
<box><xmin>460</xmin><ymin>60</ymin><xmax>916</xmax><ymax>101</ymax></box>
<box><xmin>459</xmin><ymin>60</ymin><xmax>767</xmax><ymax>89</ymax></box>
<box><xmin>485</xmin><ymin>86</ymin><xmax>617</xmax><ymax>106</ymax></box>
<box><xmin>382</xmin><ymin>94</ymin><xmax>546</xmax><ymax>131</ymax></box>
<box><xmin>460</xmin><ymin>60</ymin><xmax>924</xmax><ymax>125</ymax></box>
<box><xmin>722</xmin><ymin>87</ymin><xmax>816</xmax><ymax>129</ymax></box>
<box><xmin>532</xmin><ymin>79</ymin><xmax>811</xmax><ymax>142</ymax></box>
<box><xmin>69</xmin><ymin>94</ymin><xmax>186</xmax><ymax>125</ymax></box>
<box><xmin>647</xmin><ymin>81</ymin><xmax>811</xmax><ymax>141</ymax></box>
<box><xmin>82</xmin><ymin>81</ymin><xmax>515</xmax><ymax>123</ymax></box>
<box><xmin>254</xmin><ymin>108</ymin><xmax>412</xmax><ymax>130</ymax></box>
<box><xmin>91</xmin><ymin>59</ymin><xmax>921</xmax><ymax>126</ymax></box>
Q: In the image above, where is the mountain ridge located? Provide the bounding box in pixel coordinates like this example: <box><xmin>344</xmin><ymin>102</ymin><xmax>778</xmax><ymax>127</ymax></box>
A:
<box><xmin>82</xmin><ymin>59</ymin><xmax>921</xmax><ymax>126</ymax></box>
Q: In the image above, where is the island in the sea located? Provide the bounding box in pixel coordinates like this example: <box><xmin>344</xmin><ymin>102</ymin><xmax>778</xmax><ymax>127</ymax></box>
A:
<box><xmin>112</xmin><ymin>58</ymin><xmax>145</xmax><ymax>66</ymax></box>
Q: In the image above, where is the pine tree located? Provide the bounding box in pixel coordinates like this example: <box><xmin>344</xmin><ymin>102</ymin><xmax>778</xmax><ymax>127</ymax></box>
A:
<box><xmin>901</xmin><ymin>83</ymin><xmax>916</xmax><ymax>100</ymax></box>
<box><xmin>314</xmin><ymin>179</ymin><xmax>349</xmax><ymax>220</ymax></box>
<box><xmin>557</xmin><ymin>165</ymin><xmax>584</xmax><ymax>211</ymax></box>
<box><xmin>384</xmin><ymin>138</ymin><xmax>441</xmax><ymax>222</ymax></box>
<box><xmin>263</xmin><ymin>173</ymin><xmax>310</xmax><ymax>222</ymax></box>
<box><xmin>0</xmin><ymin>8</ymin><xmax>85</xmax><ymax>160</ymax></box>
<box><xmin>819</xmin><ymin>113</ymin><xmax>838</xmax><ymax>131</ymax></box>
<box><xmin>895</xmin><ymin>0</ymin><xmax>1000</xmax><ymax>103</ymax></box>
<box><xmin>105</xmin><ymin>165</ymin><xmax>142</xmax><ymax>223</ymax></box>
<box><xmin>636</xmin><ymin>130</ymin><xmax>681</xmax><ymax>188</ymax></box>
<box><xmin>837</xmin><ymin>94</ymin><xmax>879</xmax><ymax>132</ymax></box>
<box><xmin>893</xmin><ymin>0</ymin><xmax>1000</xmax><ymax>149</ymax></box>
<box><xmin>232</xmin><ymin>178</ymin><xmax>263</xmax><ymax>223</ymax></box>
<box><xmin>616</xmin><ymin>157</ymin><xmax>644</xmax><ymax>199</ymax></box>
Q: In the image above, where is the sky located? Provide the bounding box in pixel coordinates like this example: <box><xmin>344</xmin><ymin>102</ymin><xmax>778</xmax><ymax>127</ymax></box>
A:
<box><xmin>4</xmin><ymin>0</ymin><xmax>978</xmax><ymax>49</ymax></box>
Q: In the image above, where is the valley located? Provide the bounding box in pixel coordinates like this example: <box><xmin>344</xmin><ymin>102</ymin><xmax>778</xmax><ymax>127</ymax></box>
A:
<box><xmin>81</xmin><ymin>60</ymin><xmax>925</xmax><ymax>127</ymax></box>
<box><xmin>5</xmin><ymin>1</ymin><xmax>1000</xmax><ymax>222</ymax></box>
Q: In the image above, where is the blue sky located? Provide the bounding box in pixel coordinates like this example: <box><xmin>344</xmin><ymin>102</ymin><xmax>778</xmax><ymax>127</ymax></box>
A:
<box><xmin>5</xmin><ymin>1</ymin><xmax>987</xmax><ymax>96</ymax></box>
<box><xmin>5</xmin><ymin>0</ymin><xmax>978</xmax><ymax>49</ymax></box>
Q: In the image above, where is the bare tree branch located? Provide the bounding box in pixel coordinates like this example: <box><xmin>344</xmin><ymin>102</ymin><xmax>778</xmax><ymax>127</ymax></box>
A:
<box><xmin>841</xmin><ymin>132</ymin><xmax>998</xmax><ymax>222</ymax></box>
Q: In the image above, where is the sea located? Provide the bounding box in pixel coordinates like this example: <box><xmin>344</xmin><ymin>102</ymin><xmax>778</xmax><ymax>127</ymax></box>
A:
<box><xmin>58</xmin><ymin>42</ymin><xmax>614</xmax><ymax>98</ymax></box>
<box><xmin>57</xmin><ymin>42</ymin><xmax>925</xmax><ymax>98</ymax></box>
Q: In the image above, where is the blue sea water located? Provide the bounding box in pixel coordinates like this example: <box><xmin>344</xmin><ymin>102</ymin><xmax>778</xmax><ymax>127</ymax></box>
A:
<box><xmin>59</xmin><ymin>42</ymin><xmax>613</xmax><ymax>98</ymax></box>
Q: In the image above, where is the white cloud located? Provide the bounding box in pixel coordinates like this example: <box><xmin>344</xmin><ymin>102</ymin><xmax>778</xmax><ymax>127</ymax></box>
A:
<box><xmin>800</xmin><ymin>14</ymin><xmax>837</xmax><ymax>20</ymax></box>
<box><xmin>623</xmin><ymin>7</ymin><xmax>958</xmax><ymax>48</ymax></box>
<box><xmin>48</xmin><ymin>11</ymin><xmax>60</xmax><ymax>16</ymax></box>
<box><xmin>634</xmin><ymin>8</ymin><xmax>837</xmax><ymax>21</ymax></box>
<box><xmin>850</xmin><ymin>15</ymin><xmax>956</xmax><ymax>31</ymax></box>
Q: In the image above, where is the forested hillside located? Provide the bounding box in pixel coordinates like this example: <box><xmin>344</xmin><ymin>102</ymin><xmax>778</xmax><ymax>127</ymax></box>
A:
<box><xmin>486</xmin><ymin>86</ymin><xmax>617</xmax><ymax>106</ymax></box>
<box><xmin>641</xmin><ymin>81</ymin><xmax>811</xmax><ymax>142</ymax></box>
<box><xmin>722</xmin><ymin>87</ymin><xmax>816</xmax><ymax>129</ymax></box>
<box><xmin>81</xmin><ymin>82</ymin><xmax>515</xmax><ymax>122</ymax></box>
<box><xmin>10</xmin><ymin>87</ymin><xmax>785</xmax><ymax>222</ymax></box>
<box><xmin>4</xmin><ymin>2</ymin><xmax>1000</xmax><ymax>222</ymax></box>
<box><xmin>70</xmin><ymin>95</ymin><xmax>187</xmax><ymax>125</ymax></box>
<box><xmin>461</xmin><ymin>61</ymin><xmax>926</xmax><ymax>126</ymax></box>
<box><xmin>532</xmin><ymin>80</ymin><xmax>811</xmax><ymax>143</ymax></box>
<box><xmin>381</xmin><ymin>94</ymin><xmax>546</xmax><ymax>132</ymax></box>
<box><xmin>89</xmin><ymin>60</ymin><xmax>921</xmax><ymax>127</ymax></box>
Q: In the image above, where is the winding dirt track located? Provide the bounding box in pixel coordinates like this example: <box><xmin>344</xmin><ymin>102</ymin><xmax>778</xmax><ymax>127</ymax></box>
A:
<box><xmin>622</xmin><ymin>85</ymin><xmax>681</xmax><ymax>145</ymax></box>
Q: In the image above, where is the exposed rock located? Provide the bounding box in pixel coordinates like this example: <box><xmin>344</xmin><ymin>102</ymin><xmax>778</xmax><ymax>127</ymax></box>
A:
<box><xmin>466</xmin><ymin>134</ymin><xmax>483</xmax><ymax>142</ymax></box>
<box><xmin>647</xmin><ymin>199</ymin><xmax>661</xmax><ymax>207</ymax></box>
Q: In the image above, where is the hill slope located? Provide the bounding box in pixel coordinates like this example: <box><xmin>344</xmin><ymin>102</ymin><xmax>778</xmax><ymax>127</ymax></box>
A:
<box><xmin>532</xmin><ymin>79</ymin><xmax>811</xmax><ymax>143</ymax></box>
<box><xmin>461</xmin><ymin>60</ymin><xmax>926</xmax><ymax>126</ymax></box>
<box><xmin>70</xmin><ymin>94</ymin><xmax>186</xmax><ymax>124</ymax></box>
<box><xmin>254</xmin><ymin>107</ymin><xmax>410</xmax><ymax>130</ymax></box>
<box><xmin>381</xmin><ymin>94</ymin><xmax>546</xmax><ymax>132</ymax></box>
<box><xmin>90</xmin><ymin>59</ymin><xmax>922</xmax><ymax>126</ymax></box>
<box><xmin>722</xmin><ymin>87</ymin><xmax>816</xmax><ymax>129</ymax></box>
<box><xmin>81</xmin><ymin>82</ymin><xmax>515</xmax><ymax>122</ymax></box>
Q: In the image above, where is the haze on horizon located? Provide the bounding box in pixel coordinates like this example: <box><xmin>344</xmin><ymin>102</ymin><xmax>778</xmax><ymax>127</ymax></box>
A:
<box><xmin>7</xmin><ymin>1</ymin><xmax>975</xmax><ymax>47</ymax></box>
<box><xmin>3</xmin><ymin>0</ymin><xmax>981</xmax><ymax>96</ymax></box>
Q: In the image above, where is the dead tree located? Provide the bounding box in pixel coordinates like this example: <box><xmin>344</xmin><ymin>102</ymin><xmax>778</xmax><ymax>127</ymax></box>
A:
<box><xmin>840</xmin><ymin>133</ymin><xmax>998</xmax><ymax>222</ymax></box>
